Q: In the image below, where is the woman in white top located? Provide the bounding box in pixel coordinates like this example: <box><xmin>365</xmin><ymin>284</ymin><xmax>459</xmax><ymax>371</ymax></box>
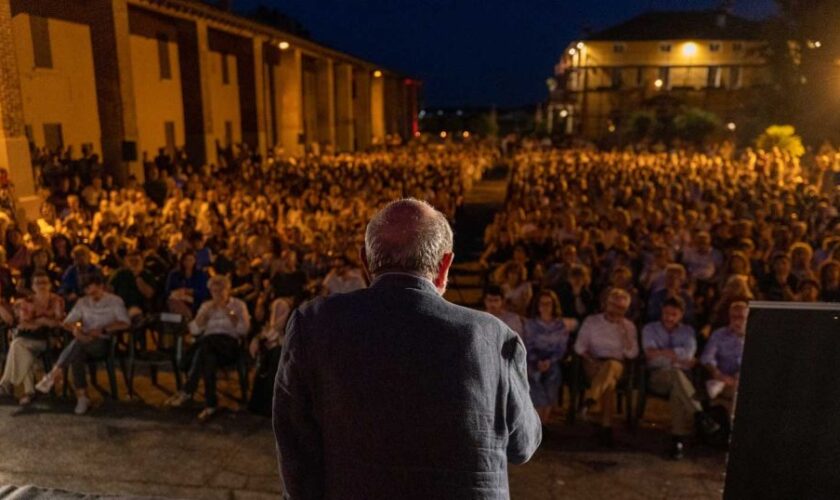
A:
<box><xmin>165</xmin><ymin>274</ymin><xmax>250</xmax><ymax>421</ymax></box>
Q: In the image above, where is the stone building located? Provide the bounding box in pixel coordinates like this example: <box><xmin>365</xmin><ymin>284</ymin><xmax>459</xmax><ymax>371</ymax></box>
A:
<box><xmin>548</xmin><ymin>9</ymin><xmax>769</xmax><ymax>140</ymax></box>
<box><xmin>0</xmin><ymin>0</ymin><xmax>420</xmax><ymax>214</ymax></box>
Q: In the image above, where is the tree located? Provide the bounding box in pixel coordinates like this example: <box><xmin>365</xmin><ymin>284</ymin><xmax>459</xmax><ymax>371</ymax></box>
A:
<box><xmin>755</xmin><ymin>125</ymin><xmax>806</xmax><ymax>157</ymax></box>
<box><xmin>624</xmin><ymin>110</ymin><xmax>657</xmax><ymax>143</ymax></box>
<box><xmin>674</xmin><ymin>107</ymin><xmax>721</xmax><ymax>146</ymax></box>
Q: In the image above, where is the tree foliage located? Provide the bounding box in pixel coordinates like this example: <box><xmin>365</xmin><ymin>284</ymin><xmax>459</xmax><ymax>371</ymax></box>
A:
<box><xmin>755</xmin><ymin>125</ymin><xmax>805</xmax><ymax>157</ymax></box>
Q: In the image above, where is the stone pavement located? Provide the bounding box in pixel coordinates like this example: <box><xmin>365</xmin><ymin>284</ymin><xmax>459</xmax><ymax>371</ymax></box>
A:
<box><xmin>0</xmin><ymin>388</ymin><xmax>726</xmax><ymax>499</ymax></box>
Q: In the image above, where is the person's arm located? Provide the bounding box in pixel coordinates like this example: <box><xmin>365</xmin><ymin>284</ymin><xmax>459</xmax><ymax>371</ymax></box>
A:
<box><xmin>573</xmin><ymin>317</ymin><xmax>591</xmax><ymax>359</ymax></box>
<box><xmin>641</xmin><ymin>324</ymin><xmax>674</xmax><ymax>362</ymax></box>
<box><xmin>622</xmin><ymin>322</ymin><xmax>639</xmax><ymax>359</ymax></box>
<box><xmin>231</xmin><ymin>300</ymin><xmax>251</xmax><ymax>337</ymax></box>
<box><xmin>273</xmin><ymin>309</ymin><xmax>324</xmax><ymax>498</ymax></box>
<box><xmin>135</xmin><ymin>272</ymin><xmax>155</xmax><ymax>299</ymax></box>
<box><xmin>503</xmin><ymin>335</ymin><xmax>542</xmax><ymax>464</ymax></box>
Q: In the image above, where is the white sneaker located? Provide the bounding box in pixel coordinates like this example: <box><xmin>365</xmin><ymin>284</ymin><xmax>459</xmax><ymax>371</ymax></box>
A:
<box><xmin>74</xmin><ymin>396</ymin><xmax>91</xmax><ymax>415</ymax></box>
<box><xmin>165</xmin><ymin>391</ymin><xmax>191</xmax><ymax>408</ymax></box>
<box><xmin>35</xmin><ymin>373</ymin><xmax>55</xmax><ymax>394</ymax></box>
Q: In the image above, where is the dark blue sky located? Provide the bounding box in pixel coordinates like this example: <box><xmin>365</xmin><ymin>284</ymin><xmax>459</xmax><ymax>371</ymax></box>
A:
<box><xmin>239</xmin><ymin>0</ymin><xmax>777</xmax><ymax>107</ymax></box>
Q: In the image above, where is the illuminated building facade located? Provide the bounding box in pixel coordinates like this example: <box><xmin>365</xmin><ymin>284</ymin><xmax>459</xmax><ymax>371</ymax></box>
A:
<box><xmin>0</xmin><ymin>0</ymin><xmax>420</xmax><ymax>213</ymax></box>
<box><xmin>548</xmin><ymin>9</ymin><xmax>769</xmax><ymax>140</ymax></box>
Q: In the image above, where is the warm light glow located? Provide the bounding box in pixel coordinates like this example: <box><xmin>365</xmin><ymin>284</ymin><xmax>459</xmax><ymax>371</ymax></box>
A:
<box><xmin>414</xmin><ymin>131</ymin><xmax>421</xmax><ymax>137</ymax></box>
<box><xmin>559</xmin><ymin>109</ymin><xmax>569</xmax><ymax>118</ymax></box>
<box><xmin>608</xmin><ymin>124</ymin><xmax>616</xmax><ymax>133</ymax></box>
<box><xmin>373</xmin><ymin>70</ymin><xmax>383</xmax><ymax>78</ymax></box>
<box><xmin>682</xmin><ymin>42</ymin><xmax>698</xmax><ymax>56</ymax></box>
<box><xmin>278</xmin><ymin>41</ymin><xmax>290</xmax><ymax>50</ymax></box>
<box><xmin>815</xmin><ymin>41</ymin><xmax>822</xmax><ymax>48</ymax></box>
<box><xmin>440</xmin><ymin>131</ymin><xmax>448</xmax><ymax>138</ymax></box>
<box><xmin>576</xmin><ymin>42</ymin><xmax>584</xmax><ymax>50</ymax></box>
<box><xmin>654</xmin><ymin>78</ymin><xmax>664</xmax><ymax>89</ymax></box>
<box><xmin>569</xmin><ymin>48</ymin><xmax>577</xmax><ymax>56</ymax></box>
<box><xmin>727</xmin><ymin>122</ymin><xmax>737</xmax><ymax>131</ymax></box>
<box><xmin>462</xmin><ymin>131</ymin><xmax>470</xmax><ymax>138</ymax></box>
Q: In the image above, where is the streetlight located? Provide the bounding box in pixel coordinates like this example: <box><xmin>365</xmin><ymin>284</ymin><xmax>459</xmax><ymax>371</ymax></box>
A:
<box><xmin>440</xmin><ymin>131</ymin><xmax>448</xmax><ymax>139</ymax></box>
<box><xmin>462</xmin><ymin>131</ymin><xmax>470</xmax><ymax>138</ymax></box>
<box><xmin>576</xmin><ymin>42</ymin><xmax>584</xmax><ymax>50</ymax></box>
<box><xmin>569</xmin><ymin>48</ymin><xmax>577</xmax><ymax>56</ymax></box>
<box><xmin>559</xmin><ymin>109</ymin><xmax>569</xmax><ymax>118</ymax></box>
<box><xmin>373</xmin><ymin>70</ymin><xmax>383</xmax><ymax>78</ymax></box>
<box><xmin>278</xmin><ymin>41</ymin><xmax>290</xmax><ymax>50</ymax></box>
<box><xmin>682</xmin><ymin>42</ymin><xmax>698</xmax><ymax>57</ymax></box>
<box><xmin>727</xmin><ymin>122</ymin><xmax>737</xmax><ymax>131</ymax></box>
<box><xmin>654</xmin><ymin>78</ymin><xmax>664</xmax><ymax>89</ymax></box>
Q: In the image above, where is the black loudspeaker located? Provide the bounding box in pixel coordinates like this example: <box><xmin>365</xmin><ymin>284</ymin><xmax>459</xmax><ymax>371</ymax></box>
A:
<box><xmin>724</xmin><ymin>301</ymin><xmax>840</xmax><ymax>499</ymax></box>
<box><xmin>122</xmin><ymin>141</ymin><xmax>137</xmax><ymax>162</ymax></box>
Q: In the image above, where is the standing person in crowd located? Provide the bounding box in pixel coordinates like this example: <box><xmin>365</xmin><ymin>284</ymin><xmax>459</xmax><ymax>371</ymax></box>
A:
<box><xmin>819</xmin><ymin>260</ymin><xmax>840</xmax><ymax>302</ymax></box>
<box><xmin>574</xmin><ymin>288</ymin><xmax>638</xmax><ymax>446</ymax></box>
<box><xmin>701</xmin><ymin>301</ymin><xmax>749</xmax><ymax>415</ymax></box>
<box><xmin>525</xmin><ymin>290</ymin><xmax>574</xmax><ymax>427</ymax></box>
<box><xmin>641</xmin><ymin>297</ymin><xmax>718</xmax><ymax>459</ymax></box>
<box><xmin>759</xmin><ymin>253</ymin><xmax>798</xmax><ymax>301</ymax></box>
<box><xmin>555</xmin><ymin>264</ymin><xmax>595</xmax><ymax>322</ymax></box>
<box><xmin>483</xmin><ymin>285</ymin><xmax>525</xmax><ymax>337</ymax></box>
<box><xmin>165</xmin><ymin>275</ymin><xmax>250</xmax><ymax>421</ymax></box>
<box><xmin>36</xmin><ymin>275</ymin><xmax>130</xmax><ymax>415</ymax></box>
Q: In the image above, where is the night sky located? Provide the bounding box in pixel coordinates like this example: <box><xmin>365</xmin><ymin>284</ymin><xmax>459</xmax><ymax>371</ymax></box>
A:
<box><xmin>237</xmin><ymin>0</ymin><xmax>777</xmax><ymax>108</ymax></box>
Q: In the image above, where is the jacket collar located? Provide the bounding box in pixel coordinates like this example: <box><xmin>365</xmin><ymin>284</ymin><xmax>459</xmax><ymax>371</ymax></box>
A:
<box><xmin>370</xmin><ymin>272</ymin><xmax>440</xmax><ymax>295</ymax></box>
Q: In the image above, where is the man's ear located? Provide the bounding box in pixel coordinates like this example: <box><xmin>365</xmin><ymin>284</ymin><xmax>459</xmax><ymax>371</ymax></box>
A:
<box><xmin>434</xmin><ymin>252</ymin><xmax>455</xmax><ymax>289</ymax></box>
<box><xmin>359</xmin><ymin>246</ymin><xmax>372</xmax><ymax>284</ymax></box>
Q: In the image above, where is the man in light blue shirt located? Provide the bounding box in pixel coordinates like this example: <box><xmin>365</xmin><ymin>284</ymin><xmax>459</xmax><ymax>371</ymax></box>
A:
<box><xmin>642</xmin><ymin>296</ymin><xmax>716</xmax><ymax>459</ymax></box>
<box><xmin>701</xmin><ymin>300</ymin><xmax>748</xmax><ymax>414</ymax></box>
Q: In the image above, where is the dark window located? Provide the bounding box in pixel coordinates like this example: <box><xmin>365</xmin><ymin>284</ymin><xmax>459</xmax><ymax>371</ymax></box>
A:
<box><xmin>613</xmin><ymin>44</ymin><xmax>625</xmax><ymax>53</ymax></box>
<box><xmin>164</xmin><ymin>121</ymin><xmax>176</xmax><ymax>155</ymax></box>
<box><xmin>733</xmin><ymin>42</ymin><xmax>744</xmax><ymax>52</ymax></box>
<box><xmin>610</xmin><ymin>68</ymin><xmax>623</xmax><ymax>89</ymax></box>
<box><xmin>30</xmin><ymin>15</ymin><xmax>53</xmax><ymax>69</ymax></box>
<box><xmin>730</xmin><ymin>66</ymin><xmax>742</xmax><ymax>89</ymax></box>
<box><xmin>157</xmin><ymin>33</ymin><xmax>172</xmax><ymax>80</ymax></box>
<box><xmin>710</xmin><ymin>43</ymin><xmax>721</xmax><ymax>52</ymax></box>
<box><xmin>221</xmin><ymin>54</ymin><xmax>230</xmax><ymax>85</ymax></box>
<box><xmin>224</xmin><ymin>121</ymin><xmax>233</xmax><ymax>147</ymax></box>
<box><xmin>43</xmin><ymin>123</ymin><xmax>63</xmax><ymax>151</ymax></box>
<box><xmin>660</xmin><ymin>43</ymin><xmax>672</xmax><ymax>53</ymax></box>
<box><xmin>708</xmin><ymin>67</ymin><xmax>722</xmax><ymax>88</ymax></box>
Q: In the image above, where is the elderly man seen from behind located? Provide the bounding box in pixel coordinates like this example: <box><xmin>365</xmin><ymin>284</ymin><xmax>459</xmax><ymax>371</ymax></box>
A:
<box><xmin>273</xmin><ymin>198</ymin><xmax>541</xmax><ymax>500</ymax></box>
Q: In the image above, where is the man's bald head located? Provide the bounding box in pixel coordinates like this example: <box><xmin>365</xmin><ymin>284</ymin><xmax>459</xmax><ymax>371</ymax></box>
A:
<box><xmin>364</xmin><ymin>198</ymin><xmax>454</xmax><ymax>280</ymax></box>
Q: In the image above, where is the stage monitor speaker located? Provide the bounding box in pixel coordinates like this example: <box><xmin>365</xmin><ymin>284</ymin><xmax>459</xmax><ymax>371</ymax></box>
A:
<box><xmin>122</xmin><ymin>141</ymin><xmax>137</xmax><ymax>162</ymax></box>
<box><xmin>724</xmin><ymin>301</ymin><xmax>840</xmax><ymax>500</ymax></box>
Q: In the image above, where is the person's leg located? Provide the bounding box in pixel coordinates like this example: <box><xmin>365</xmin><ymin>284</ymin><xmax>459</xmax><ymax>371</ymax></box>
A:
<box><xmin>588</xmin><ymin>359</ymin><xmax>624</xmax><ymax>409</ymax></box>
<box><xmin>201</xmin><ymin>345</ymin><xmax>220</xmax><ymax>409</ymax></box>
<box><xmin>16</xmin><ymin>339</ymin><xmax>47</xmax><ymax>396</ymax></box>
<box><xmin>1</xmin><ymin>338</ymin><xmax>36</xmax><ymax>389</ymax></box>
<box><xmin>182</xmin><ymin>341</ymin><xmax>207</xmax><ymax>397</ymax></box>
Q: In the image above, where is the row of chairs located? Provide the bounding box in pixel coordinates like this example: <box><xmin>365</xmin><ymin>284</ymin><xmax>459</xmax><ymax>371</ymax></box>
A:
<box><xmin>0</xmin><ymin>314</ymin><xmax>251</xmax><ymax>405</ymax></box>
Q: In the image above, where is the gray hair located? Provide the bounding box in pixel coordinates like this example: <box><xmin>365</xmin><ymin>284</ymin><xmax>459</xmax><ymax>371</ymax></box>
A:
<box><xmin>365</xmin><ymin>198</ymin><xmax>454</xmax><ymax>279</ymax></box>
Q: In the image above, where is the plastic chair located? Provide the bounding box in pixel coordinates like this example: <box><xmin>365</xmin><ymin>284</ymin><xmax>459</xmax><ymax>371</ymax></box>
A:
<box><xmin>61</xmin><ymin>331</ymin><xmax>122</xmax><ymax>400</ymax></box>
<box><xmin>124</xmin><ymin>313</ymin><xmax>185</xmax><ymax>398</ymax></box>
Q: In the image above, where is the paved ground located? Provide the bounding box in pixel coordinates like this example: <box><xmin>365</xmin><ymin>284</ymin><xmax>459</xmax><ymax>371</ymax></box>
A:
<box><xmin>0</xmin><ymin>386</ymin><xmax>725</xmax><ymax>499</ymax></box>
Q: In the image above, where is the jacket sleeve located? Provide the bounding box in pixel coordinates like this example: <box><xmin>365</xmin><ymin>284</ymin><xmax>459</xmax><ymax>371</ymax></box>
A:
<box><xmin>504</xmin><ymin>335</ymin><xmax>542</xmax><ymax>464</ymax></box>
<box><xmin>273</xmin><ymin>309</ymin><xmax>324</xmax><ymax>500</ymax></box>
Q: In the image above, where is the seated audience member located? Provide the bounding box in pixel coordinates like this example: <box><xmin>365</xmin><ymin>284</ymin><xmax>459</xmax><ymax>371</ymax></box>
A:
<box><xmin>36</xmin><ymin>275</ymin><xmax>130</xmax><ymax>414</ymax></box>
<box><xmin>555</xmin><ymin>264</ymin><xmax>595</xmax><ymax>322</ymax></box>
<box><xmin>165</xmin><ymin>275</ymin><xmax>250</xmax><ymax>420</ymax></box>
<box><xmin>165</xmin><ymin>252</ymin><xmax>209</xmax><ymax>319</ymax></box>
<box><xmin>321</xmin><ymin>256</ymin><xmax>366</xmax><ymax>295</ymax></box>
<box><xmin>758</xmin><ymin>253</ymin><xmax>798</xmax><ymax>301</ymax></box>
<box><xmin>641</xmin><ymin>297</ymin><xmax>718</xmax><ymax>459</ymax></box>
<box><xmin>500</xmin><ymin>261</ymin><xmax>533</xmax><ymax>316</ymax></box>
<box><xmin>818</xmin><ymin>260</ymin><xmax>840</xmax><ymax>302</ymax></box>
<box><xmin>108</xmin><ymin>250</ymin><xmax>156</xmax><ymax>321</ymax></box>
<box><xmin>797</xmin><ymin>279</ymin><xmax>820</xmax><ymax>302</ymax></box>
<box><xmin>574</xmin><ymin>288</ymin><xmax>639</xmax><ymax>445</ymax></box>
<box><xmin>483</xmin><ymin>285</ymin><xmax>524</xmax><ymax>337</ymax></box>
<box><xmin>701</xmin><ymin>301</ymin><xmax>749</xmax><ymax>415</ymax></box>
<box><xmin>525</xmin><ymin>290</ymin><xmax>575</xmax><ymax>426</ymax></box>
<box><xmin>646</xmin><ymin>263</ymin><xmax>694</xmax><ymax>325</ymax></box>
<box><xmin>58</xmin><ymin>245</ymin><xmax>102</xmax><ymax>305</ymax></box>
<box><xmin>247</xmin><ymin>296</ymin><xmax>291</xmax><ymax>416</ymax></box>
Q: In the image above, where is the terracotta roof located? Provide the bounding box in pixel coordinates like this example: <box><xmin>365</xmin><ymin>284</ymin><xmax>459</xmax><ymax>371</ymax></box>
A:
<box><xmin>587</xmin><ymin>10</ymin><xmax>764</xmax><ymax>41</ymax></box>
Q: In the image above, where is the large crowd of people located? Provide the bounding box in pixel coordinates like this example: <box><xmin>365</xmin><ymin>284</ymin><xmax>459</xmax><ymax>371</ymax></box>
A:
<box><xmin>3</xmin><ymin>137</ymin><xmax>840</xmax><ymax>459</ymax></box>
<box><xmin>480</xmin><ymin>144</ymin><xmax>840</xmax><ymax>457</ymax></box>
<box><xmin>0</xmin><ymin>141</ymin><xmax>495</xmax><ymax>419</ymax></box>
